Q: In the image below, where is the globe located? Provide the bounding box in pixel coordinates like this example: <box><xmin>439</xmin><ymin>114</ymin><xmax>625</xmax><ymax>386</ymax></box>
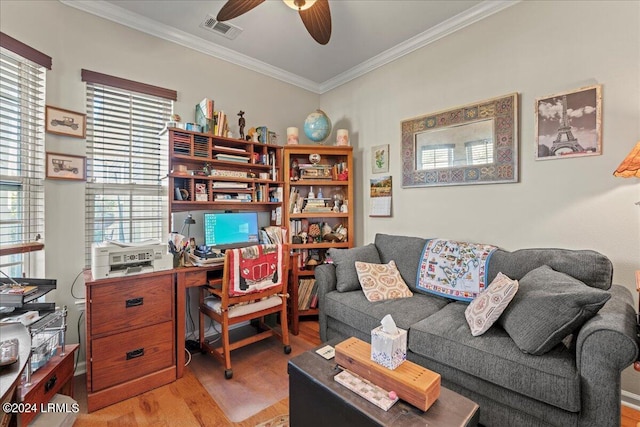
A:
<box><xmin>303</xmin><ymin>109</ymin><xmax>332</xmax><ymax>143</ymax></box>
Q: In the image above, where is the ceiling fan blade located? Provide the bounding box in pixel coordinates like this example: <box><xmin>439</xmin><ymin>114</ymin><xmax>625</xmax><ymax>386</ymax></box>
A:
<box><xmin>217</xmin><ymin>0</ymin><xmax>265</xmax><ymax>22</ymax></box>
<box><xmin>299</xmin><ymin>0</ymin><xmax>331</xmax><ymax>45</ymax></box>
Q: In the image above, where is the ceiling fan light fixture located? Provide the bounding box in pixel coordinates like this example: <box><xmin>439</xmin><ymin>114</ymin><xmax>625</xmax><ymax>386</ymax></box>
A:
<box><xmin>283</xmin><ymin>0</ymin><xmax>316</xmax><ymax>11</ymax></box>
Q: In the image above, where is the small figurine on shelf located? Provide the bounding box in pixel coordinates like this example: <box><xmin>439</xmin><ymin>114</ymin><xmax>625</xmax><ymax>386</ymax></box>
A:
<box><xmin>308</xmin><ymin>186</ymin><xmax>315</xmax><ymax>199</ymax></box>
<box><xmin>290</xmin><ymin>159</ymin><xmax>300</xmax><ymax>181</ymax></box>
<box><xmin>317</xmin><ymin>187</ymin><xmax>324</xmax><ymax>198</ymax></box>
<box><xmin>238</xmin><ymin>111</ymin><xmax>245</xmax><ymax>140</ymax></box>
<box><xmin>202</xmin><ymin>162</ymin><xmax>211</xmax><ymax>176</ymax></box>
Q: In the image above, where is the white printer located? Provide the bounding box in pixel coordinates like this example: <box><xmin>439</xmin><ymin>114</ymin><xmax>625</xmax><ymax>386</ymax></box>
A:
<box><xmin>91</xmin><ymin>240</ymin><xmax>173</xmax><ymax>280</ymax></box>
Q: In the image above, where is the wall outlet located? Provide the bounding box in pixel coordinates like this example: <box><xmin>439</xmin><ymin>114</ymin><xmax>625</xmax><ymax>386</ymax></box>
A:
<box><xmin>75</xmin><ymin>299</ymin><xmax>86</xmax><ymax>312</ymax></box>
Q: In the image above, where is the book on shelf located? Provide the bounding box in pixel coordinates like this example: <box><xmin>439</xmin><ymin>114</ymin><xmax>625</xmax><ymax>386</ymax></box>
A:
<box><xmin>195</xmin><ymin>98</ymin><xmax>214</xmax><ymax>133</ymax></box>
<box><xmin>214</xmin><ymin>193</ymin><xmax>252</xmax><ymax>202</ymax></box>
<box><xmin>214</xmin><ymin>110</ymin><xmax>228</xmax><ymax>137</ymax></box>
<box><xmin>215</xmin><ymin>153</ymin><xmax>250</xmax><ymax>163</ymax></box>
<box><xmin>272</xmin><ymin>206</ymin><xmax>282</xmax><ymax>226</ymax></box>
<box><xmin>212</xmin><ymin>182</ymin><xmax>249</xmax><ymax>189</ymax></box>
<box><xmin>214</xmin><ymin>145</ymin><xmax>246</xmax><ymax>153</ymax></box>
<box><xmin>297</xmin><ymin>278</ymin><xmax>317</xmax><ymax>310</ymax></box>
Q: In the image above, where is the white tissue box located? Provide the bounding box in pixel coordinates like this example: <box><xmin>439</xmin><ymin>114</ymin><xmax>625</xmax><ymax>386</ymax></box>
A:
<box><xmin>371</xmin><ymin>325</ymin><xmax>407</xmax><ymax>370</ymax></box>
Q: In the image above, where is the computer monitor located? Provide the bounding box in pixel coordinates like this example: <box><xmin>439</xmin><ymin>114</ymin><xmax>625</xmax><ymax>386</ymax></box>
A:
<box><xmin>203</xmin><ymin>212</ymin><xmax>259</xmax><ymax>250</ymax></box>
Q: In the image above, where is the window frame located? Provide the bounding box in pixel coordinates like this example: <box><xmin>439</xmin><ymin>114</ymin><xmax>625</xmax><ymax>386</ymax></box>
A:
<box><xmin>82</xmin><ymin>70</ymin><xmax>176</xmax><ymax>266</ymax></box>
<box><xmin>0</xmin><ymin>33</ymin><xmax>50</xmax><ymax>276</ymax></box>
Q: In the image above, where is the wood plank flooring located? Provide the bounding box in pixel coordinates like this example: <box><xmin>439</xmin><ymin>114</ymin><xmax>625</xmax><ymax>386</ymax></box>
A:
<box><xmin>72</xmin><ymin>320</ymin><xmax>320</xmax><ymax>426</ymax></box>
<box><xmin>71</xmin><ymin>319</ymin><xmax>639</xmax><ymax>426</ymax></box>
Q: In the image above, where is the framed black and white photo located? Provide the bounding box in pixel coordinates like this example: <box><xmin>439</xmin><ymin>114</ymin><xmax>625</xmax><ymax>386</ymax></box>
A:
<box><xmin>535</xmin><ymin>85</ymin><xmax>602</xmax><ymax>160</ymax></box>
<box><xmin>45</xmin><ymin>105</ymin><xmax>86</xmax><ymax>138</ymax></box>
<box><xmin>46</xmin><ymin>152</ymin><xmax>86</xmax><ymax>181</ymax></box>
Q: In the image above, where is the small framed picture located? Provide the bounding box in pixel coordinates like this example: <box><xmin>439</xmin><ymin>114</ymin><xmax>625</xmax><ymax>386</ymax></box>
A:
<box><xmin>45</xmin><ymin>105</ymin><xmax>86</xmax><ymax>138</ymax></box>
<box><xmin>46</xmin><ymin>152</ymin><xmax>86</xmax><ymax>181</ymax></box>
<box><xmin>372</xmin><ymin>144</ymin><xmax>389</xmax><ymax>173</ymax></box>
<box><xmin>535</xmin><ymin>85</ymin><xmax>602</xmax><ymax>160</ymax></box>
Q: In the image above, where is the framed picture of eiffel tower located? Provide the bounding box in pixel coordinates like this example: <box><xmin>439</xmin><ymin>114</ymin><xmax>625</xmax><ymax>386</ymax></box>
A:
<box><xmin>535</xmin><ymin>85</ymin><xmax>602</xmax><ymax>160</ymax></box>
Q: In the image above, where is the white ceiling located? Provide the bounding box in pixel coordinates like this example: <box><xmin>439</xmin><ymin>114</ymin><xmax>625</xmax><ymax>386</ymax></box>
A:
<box><xmin>61</xmin><ymin>0</ymin><xmax>518</xmax><ymax>93</ymax></box>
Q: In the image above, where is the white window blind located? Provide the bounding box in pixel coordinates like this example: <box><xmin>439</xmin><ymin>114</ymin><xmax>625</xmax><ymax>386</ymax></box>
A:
<box><xmin>420</xmin><ymin>144</ymin><xmax>455</xmax><ymax>169</ymax></box>
<box><xmin>465</xmin><ymin>139</ymin><xmax>494</xmax><ymax>166</ymax></box>
<box><xmin>0</xmin><ymin>46</ymin><xmax>46</xmax><ymax>277</ymax></box>
<box><xmin>84</xmin><ymin>79</ymin><xmax>173</xmax><ymax>266</ymax></box>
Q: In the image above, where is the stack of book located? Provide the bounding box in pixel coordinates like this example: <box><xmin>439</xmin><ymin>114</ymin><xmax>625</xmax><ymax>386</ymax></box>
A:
<box><xmin>303</xmin><ymin>198</ymin><xmax>333</xmax><ymax>213</ymax></box>
<box><xmin>297</xmin><ymin>278</ymin><xmax>318</xmax><ymax>310</ymax></box>
<box><xmin>213</xmin><ymin>193</ymin><xmax>252</xmax><ymax>202</ymax></box>
<box><xmin>212</xmin><ymin>182</ymin><xmax>249</xmax><ymax>189</ymax></box>
<box><xmin>213</xmin><ymin>111</ymin><xmax>228</xmax><ymax>136</ymax></box>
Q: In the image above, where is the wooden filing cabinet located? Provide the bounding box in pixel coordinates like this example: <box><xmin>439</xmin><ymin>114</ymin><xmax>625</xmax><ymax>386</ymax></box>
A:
<box><xmin>84</xmin><ymin>270</ymin><xmax>176</xmax><ymax>412</ymax></box>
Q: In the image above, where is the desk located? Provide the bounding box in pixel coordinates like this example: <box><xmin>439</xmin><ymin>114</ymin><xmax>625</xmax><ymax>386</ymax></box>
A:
<box><xmin>174</xmin><ymin>264</ymin><xmax>223</xmax><ymax>378</ymax></box>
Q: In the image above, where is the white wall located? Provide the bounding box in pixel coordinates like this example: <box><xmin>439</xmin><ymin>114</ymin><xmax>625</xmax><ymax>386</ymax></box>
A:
<box><xmin>320</xmin><ymin>1</ymin><xmax>640</xmax><ymax>397</ymax></box>
<box><xmin>0</xmin><ymin>0</ymin><xmax>319</xmax><ymax>370</ymax></box>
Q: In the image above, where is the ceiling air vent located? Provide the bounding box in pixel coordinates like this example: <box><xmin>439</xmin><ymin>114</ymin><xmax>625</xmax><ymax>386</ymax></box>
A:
<box><xmin>200</xmin><ymin>14</ymin><xmax>243</xmax><ymax>40</ymax></box>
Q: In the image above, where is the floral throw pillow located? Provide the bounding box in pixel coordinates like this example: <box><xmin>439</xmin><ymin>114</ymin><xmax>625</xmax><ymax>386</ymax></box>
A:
<box><xmin>355</xmin><ymin>260</ymin><xmax>413</xmax><ymax>302</ymax></box>
<box><xmin>465</xmin><ymin>272</ymin><xmax>519</xmax><ymax>336</ymax></box>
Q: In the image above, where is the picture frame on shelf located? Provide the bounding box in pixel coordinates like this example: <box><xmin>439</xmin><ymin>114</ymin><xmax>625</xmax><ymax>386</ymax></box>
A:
<box><xmin>45</xmin><ymin>105</ymin><xmax>86</xmax><ymax>138</ymax></box>
<box><xmin>46</xmin><ymin>152</ymin><xmax>86</xmax><ymax>181</ymax></box>
<box><xmin>535</xmin><ymin>84</ymin><xmax>602</xmax><ymax>160</ymax></box>
<box><xmin>372</xmin><ymin>144</ymin><xmax>389</xmax><ymax>173</ymax></box>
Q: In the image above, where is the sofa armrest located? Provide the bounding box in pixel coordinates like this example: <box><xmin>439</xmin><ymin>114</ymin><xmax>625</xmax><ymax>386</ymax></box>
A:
<box><xmin>575</xmin><ymin>284</ymin><xmax>639</xmax><ymax>427</ymax></box>
<box><xmin>315</xmin><ymin>263</ymin><xmax>336</xmax><ymax>342</ymax></box>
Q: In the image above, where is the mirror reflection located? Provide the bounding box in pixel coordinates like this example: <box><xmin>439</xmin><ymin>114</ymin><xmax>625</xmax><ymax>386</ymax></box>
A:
<box><xmin>414</xmin><ymin>118</ymin><xmax>494</xmax><ymax>170</ymax></box>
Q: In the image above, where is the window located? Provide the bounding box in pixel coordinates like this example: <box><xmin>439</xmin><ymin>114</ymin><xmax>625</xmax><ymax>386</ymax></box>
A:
<box><xmin>0</xmin><ymin>33</ymin><xmax>50</xmax><ymax>277</ymax></box>
<box><xmin>83</xmin><ymin>70</ymin><xmax>176</xmax><ymax>266</ymax></box>
<box><xmin>465</xmin><ymin>139</ymin><xmax>494</xmax><ymax>166</ymax></box>
<box><xmin>419</xmin><ymin>144</ymin><xmax>455</xmax><ymax>169</ymax></box>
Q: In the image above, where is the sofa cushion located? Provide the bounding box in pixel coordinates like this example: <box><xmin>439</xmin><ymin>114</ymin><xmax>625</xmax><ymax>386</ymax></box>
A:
<box><xmin>487</xmin><ymin>248</ymin><xmax>613</xmax><ymax>290</ymax></box>
<box><xmin>355</xmin><ymin>260</ymin><xmax>413</xmax><ymax>302</ymax></box>
<box><xmin>329</xmin><ymin>244</ymin><xmax>381</xmax><ymax>292</ymax></box>
<box><xmin>465</xmin><ymin>272</ymin><xmax>519</xmax><ymax>336</ymax></box>
<box><xmin>498</xmin><ymin>265</ymin><xmax>611</xmax><ymax>355</ymax></box>
<box><xmin>409</xmin><ymin>301</ymin><xmax>581</xmax><ymax>412</ymax></box>
<box><xmin>374</xmin><ymin>234</ymin><xmax>428</xmax><ymax>292</ymax></box>
<box><xmin>323</xmin><ymin>290</ymin><xmax>448</xmax><ymax>337</ymax></box>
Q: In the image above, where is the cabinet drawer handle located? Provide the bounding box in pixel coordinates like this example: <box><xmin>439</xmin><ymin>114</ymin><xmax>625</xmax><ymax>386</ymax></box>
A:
<box><xmin>126</xmin><ymin>348</ymin><xmax>145</xmax><ymax>360</ymax></box>
<box><xmin>125</xmin><ymin>297</ymin><xmax>143</xmax><ymax>308</ymax></box>
<box><xmin>45</xmin><ymin>374</ymin><xmax>57</xmax><ymax>392</ymax></box>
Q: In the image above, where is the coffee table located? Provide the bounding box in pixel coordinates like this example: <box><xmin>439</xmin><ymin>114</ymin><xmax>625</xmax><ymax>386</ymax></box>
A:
<box><xmin>288</xmin><ymin>339</ymin><xmax>479</xmax><ymax>427</ymax></box>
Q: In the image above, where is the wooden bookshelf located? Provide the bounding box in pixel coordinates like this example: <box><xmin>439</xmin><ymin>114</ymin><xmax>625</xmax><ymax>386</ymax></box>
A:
<box><xmin>283</xmin><ymin>145</ymin><xmax>354</xmax><ymax>334</ymax></box>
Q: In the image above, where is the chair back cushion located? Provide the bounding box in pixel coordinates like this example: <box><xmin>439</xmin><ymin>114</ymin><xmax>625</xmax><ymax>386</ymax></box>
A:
<box><xmin>228</xmin><ymin>244</ymin><xmax>284</xmax><ymax>296</ymax></box>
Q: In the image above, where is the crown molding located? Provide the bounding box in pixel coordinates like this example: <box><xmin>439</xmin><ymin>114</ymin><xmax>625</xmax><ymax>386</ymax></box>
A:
<box><xmin>60</xmin><ymin>0</ymin><xmax>519</xmax><ymax>95</ymax></box>
<box><xmin>319</xmin><ymin>0</ymin><xmax>520</xmax><ymax>93</ymax></box>
<box><xmin>59</xmin><ymin>0</ymin><xmax>322</xmax><ymax>93</ymax></box>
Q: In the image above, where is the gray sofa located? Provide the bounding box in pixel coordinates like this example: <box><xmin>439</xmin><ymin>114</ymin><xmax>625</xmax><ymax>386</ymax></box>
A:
<box><xmin>316</xmin><ymin>233</ymin><xmax>639</xmax><ymax>427</ymax></box>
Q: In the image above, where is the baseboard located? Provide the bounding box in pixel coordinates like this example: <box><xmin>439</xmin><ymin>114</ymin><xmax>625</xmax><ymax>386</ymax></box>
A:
<box><xmin>622</xmin><ymin>390</ymin><xmax>640</xmax><ymax>411</ymax></box>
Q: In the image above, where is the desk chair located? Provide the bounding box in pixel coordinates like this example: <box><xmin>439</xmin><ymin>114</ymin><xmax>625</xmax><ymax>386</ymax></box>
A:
<box><xmin>199</xmin><ymin>243</ymin><xmax>291</xmax><ymax>379</ymax></box>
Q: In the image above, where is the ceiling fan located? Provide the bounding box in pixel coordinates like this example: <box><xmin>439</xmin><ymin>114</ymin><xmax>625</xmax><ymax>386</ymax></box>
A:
<box><xmin>216</xmin><ymin>0</ymin><xmax>332</xmax><ymax>45</ymax></box>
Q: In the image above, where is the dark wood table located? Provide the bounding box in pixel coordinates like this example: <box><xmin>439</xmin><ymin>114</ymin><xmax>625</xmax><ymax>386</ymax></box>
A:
<box><xmin>288</xmin><ymin>339</ymin><xmax>479</xmax><ymax>427</ymax></box>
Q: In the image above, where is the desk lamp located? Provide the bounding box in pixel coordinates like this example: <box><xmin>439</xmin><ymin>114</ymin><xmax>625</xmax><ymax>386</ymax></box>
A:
<box><xmin>180</xmin><ymin>213</ymin><xmax>196</xmax><ymax>237</ymax></box>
